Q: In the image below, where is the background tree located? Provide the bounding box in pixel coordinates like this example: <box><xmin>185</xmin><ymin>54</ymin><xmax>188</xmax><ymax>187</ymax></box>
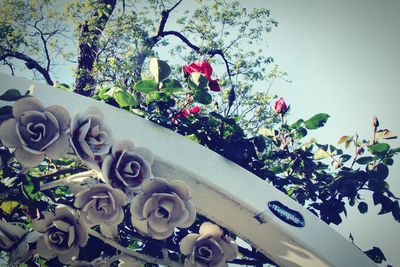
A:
<box><xmin>0</xmin><ymin>0</ymin><xmax>399</xmax><ymax>266</ymax></box>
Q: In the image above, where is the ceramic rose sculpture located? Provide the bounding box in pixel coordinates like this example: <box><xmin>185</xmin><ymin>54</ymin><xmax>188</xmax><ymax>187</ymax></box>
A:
<box><xmin>180</xmin><ymin>222</ymin><xmax>238</xmax><ymax>267</ymax></box>
<box><xmin>130</xmin><ymin>178</ymin><xmax>196</xmax><ymax>239</ymax></box>
<box><xmin>32</xmin><ymin>205</ymin><xmax>89</xmax><ymax>264</ymax></box>
<box><xmin>0</xmin><ymin>97</ymin><xmax>71</xmax><ymax>167</ymax></box>
<box><xmin>0</xmin><ymin>93</ymin><xmax>238</xmax><ymax>266</ymax></box>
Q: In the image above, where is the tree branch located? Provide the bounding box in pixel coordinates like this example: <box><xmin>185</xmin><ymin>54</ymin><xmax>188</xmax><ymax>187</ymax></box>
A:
<box><xmin>0</xmin><ymin>50</ymin><xmax>53</xmax><ymax>85</ymax></box>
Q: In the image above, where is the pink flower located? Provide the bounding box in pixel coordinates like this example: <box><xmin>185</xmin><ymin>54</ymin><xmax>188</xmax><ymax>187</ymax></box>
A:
<box><xmin>274</xmin><ymin>97</ymin><xmax>288</xmax><ymax>114</ymax></box>
<box><xmin>183</xmin><ymin>61</ymin><xmax>221</xmax><ymax>92</ymax></box>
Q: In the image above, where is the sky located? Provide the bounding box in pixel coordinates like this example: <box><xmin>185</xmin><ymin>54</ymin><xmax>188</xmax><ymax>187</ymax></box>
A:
<box><xmin>257</xmin><ymin>0</ymin><xmax>400</xmax><ymax>265</ymax></box>
<box><xmin>1</xmin><ymin>0</ymin><xmax>400</xmax><ymax>265</ymax></box>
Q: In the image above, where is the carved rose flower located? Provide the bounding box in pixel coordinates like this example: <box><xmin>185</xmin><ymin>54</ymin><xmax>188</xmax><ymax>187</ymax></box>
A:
<box><xmin>101</xmin><ymin>140</ymin><xmax>153</xmax><ymax>198</ymax></box>
<box><xmin>74</xmin><ymin>184</ymin><xmax>128</xmax><ymax>235</ymax></box>
<box><xmin>130</xmin><ymin>178</ymin><xmax>196</xmax><ymax>240</ymax></box>
<box><xmin>32</xmin><ymin>205</ymin><xmax>88</xmax><ymax>264</ymax></box>
<box><xmin>0</xmin><ymin>97</ymin><xmax>71</xmax><ymax>167</ymax></box>
<box><xmin>0</xmin><ymin>220</ymin><xmax>27</xmax><ymax>250</ymax></box>
<box><xmin>70</xmin><ymin>107</ymin><xmax>113</xmax><ymax>170</ymax></box>
<box><xmin>180</xmin><ymin>222</ymin><xmax>238</xmax><ymax>267</ymax></box>
<box><xmin>0</xmin><ymin>220</ymin><xmax>42</xmax><ymax>265</ymax></box>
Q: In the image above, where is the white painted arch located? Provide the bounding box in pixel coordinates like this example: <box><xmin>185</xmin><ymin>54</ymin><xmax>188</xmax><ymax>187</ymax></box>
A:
<box><xmin>0</xmin><ymin>73</ymin><xmax>376</xmax><ymax>267</ymax></box>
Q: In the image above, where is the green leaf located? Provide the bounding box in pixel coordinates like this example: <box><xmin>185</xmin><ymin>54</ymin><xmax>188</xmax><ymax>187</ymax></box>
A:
<box><xmin>382</xmin><ymin>157</ymin><xmax>394</xmax><ymax>166</ymax></box>
<box><xmin>0</xmin><ymin>106</ymin><xmax>13</xmax><ymax>120</ymax></box>
<box><xmin>313</xmin><ymin>149</ymin><xmax>331</xmax><ymax>160</ymax></box>
<box><xmin>304</xmin><ymin>113</ymin><xmax>330</xmax><ymax>130</ymax></box>
<box><xmin>114</xmin><ymin>90</ymin><xmax>138</xmax><ymax>108</ymax></box>
<box><xmin>337</xmin><ymin>135</ymin><xmax>350</xmax><ymax>145</ymax></box>
<box><xmin>391</xmin><ymin>147</ymin><xmax>400</xmax><ymax>153</ymax></box>
<box><xmin>0</xmin><ymin>89</ymin><xmax>24</xmax><ymax>101</ymax></box>
<box><xmin>294</xmin><ymin>127</ymin><xmax>307</xmax><ymax>139</ymax></box>
<box><xmin>339</xmin><ymin>154</ymin><xmax>351</xmax><ymax>163</ymax></box>
<box><xmin>356</xmin><ymin>156</ymin><xmax>373</xmax><ymax>165</ymax></box>
<box><xmin>372</xmin><ymin>163</ymin><xmax>389</xmax><ymax>181</ymax></box>
<box><xmin>195</xmin><ymin>90</ymin><xmax>212</xmax><ymax>105</ymax></box>
<box><xmin>98</xmin><ymin>87</ymin><xmax>111</xmax><ymax>100</ymax></box>
<box><xmin>358</xmin><ymin>202</ymin><xmax>368</xmax><ymax>214</ymax></box>
<box><xmin>149</xmin><ymin>58</ymin><xmax>171</xmax><ymax>83</ymax></box>
<box><xmin>392</xmin><ymin>202</ymin><xmax>400</xmax><ymax>222</ymax></box>
<box><xmin>364</xmin><ymin>246</ymin><xmax>386</xmax><ymax>264</ymax></box>
<box><xmin>161</xmin><ymin>79</ymin><xmax>183</xmax><ymax>92</ymax></box>
<box><xmin>188</xmin><ymin>72</ymin><xmax>208</xmax><ymax>91</ymax></box>
<box><xmin>134</xmin><ymin>79</ymin><xmax>158</xmax><ymax>93</ymax></box>
<box><xmin>290</xmin><ymin>119</ymin><xmax>304</xmax><ymax>129</ymax></box>
<box><xmin>369</xmin><ymin>143</ymin><xmax>390</xmax><ymax>155</ymax></box>
<box><xmin>0</xmin><ymin>200</ymin><xmax>20</xmax><ymax>214</ymax></box>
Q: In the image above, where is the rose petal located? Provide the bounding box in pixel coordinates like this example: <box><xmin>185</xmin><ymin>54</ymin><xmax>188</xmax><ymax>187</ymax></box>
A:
<box><xmin>0</xmin><ymin>119</ymin><xmax>21</xmax><ymax>147</ymax></box>
<box><xmin>179</xmin><ymin>233</ymin><xmax>200</xmax><ymax>255</ymax></box>
<box><xmin>25</xmin><ymin>231</ymin><xmax>43</xmax><ymax>243</ymax></box>
<box><xmin>14</xmin><ymin>147</ymin><xmax>45</xmax><ymax>167</ymax></box>
<box><xmin>100</xmin><ymin>155</ymin><xmax>113</xmax><ymax>182</ymax></box>
<box><xmin>36</xmin><ymin>237</ymin><xmax>57</xmax><ymax>260</ymax></box>
<box><xmin>111</xmin><ymin>188</ymin><xmax>128</xmax><ymax>206</ymax></box>
<box><xmin>148</xmin><ymin>213</ymin><xmax>170</xmax><ymax>233</ymax></box>
<box><xmin>199</xmin><ymin>222</ymin><xmax>223</xmax><ymax>239</ymax></box>
<box><xmin>142</xmin><ymin>195</ymin><xmax>162</xmax><ymax>218</ymax></box>
<box><xmin>45</xmin><ymin>105</ymin><xmax>71</xmax><ymax>131</ymax></box>
<box><xmin>169</xmin><ymin>180</ymin><xmax>193</xmax><ymax>200</ymax></box>
<box><xmin>147</xmin><ymin>223</ymin><xmax>174</xmax><ymax>240</ymax></box>
<box><xmin>12</xmin><ymin>97</ymin><xmax>44</xmax><ymax>119</ymax></box>
<box><xmin>141</xmin><ymin>178</ymin><xmax>169</xmax><ymax>194</ymax></box>
<box><xmin>55</xmin><ymin>205</ymin><xmax>78</xmax><ymax>223</ymax></box>
<box><xmin>130</xmin><ymin>194</ymin><xmax>148</xmax><ymax>220</ymax></box>
<box><xmin>221</xmin><ymin>236</ymin><xmax>238</xmax><ymax>261</ymax></box>
<box><xmin>67</xmin><ymin>226</ymin><xmax>75</xmax><ymax>248</ymax></box>
<box><xmin>53</xmin><ymin>220</ymin><xmax>71</xmax><ymax>232</ymax></box>
<box><xmin>45</xmin><ymin>133</ymin><xmax>70</xmax><ymax>159</ymax></box>
<box><xmin>32</xmin><ymin>211</ymin><xmax>56</xmax><ymax>232</ymax></box>
<box><xmin>111</xmin><ymin>140</ymin><xmax>135</xmax><ymax>157</ymax></box>
<box><xmin>133</xmin><ymin>147</ymin><xmax>154</xmax><ymax>165</ymax></box>
<box><xmin>58</xmin><ymin>245</ymin><xmax>79</xmax><ymax>264</ymax></box>
<box><xmin>9</xmin><ymin>240</ymin><xmax>31</xmax><ymax>265</ymax></box>
<box><xmin>75</xmin><ymin>225</ymin><xmax>88</xmax><ymax>247</ymax></box>
<box><xmin>131</xmin><ymin>216</ymin><xmax>148</xmax><ymax>235</ymax></box>
<box><xmin>178</xmin><ymin>200</ymin><xmax>196</xmax><ymax>228</ymax></box>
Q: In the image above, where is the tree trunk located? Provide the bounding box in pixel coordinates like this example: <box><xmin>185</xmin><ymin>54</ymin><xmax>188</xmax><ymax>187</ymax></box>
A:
<box><xmin>74</xmin><ymin>0</ymin><xmax>117</xmax><ymax>97</ymax></box>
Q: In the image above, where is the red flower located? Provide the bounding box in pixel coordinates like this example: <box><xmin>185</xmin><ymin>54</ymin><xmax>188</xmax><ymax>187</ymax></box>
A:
<box><xmin>189</xmin><ymin>106</ymin><xmax>200</xmax><ymax>113</ymax></box>
<box><xmin>172</xmin><ymin>106</ymin><xmax>201</xmax><ymax>125</ymax></box>
<box><xmin>183</xmin><ymin>61</ymin><xmax>221</xmax><ymax>92</ymax></box>
<box><xmin>274</xmin><ymin>97</ymin><xmax>288</xmax><ymax>114</ymax></box>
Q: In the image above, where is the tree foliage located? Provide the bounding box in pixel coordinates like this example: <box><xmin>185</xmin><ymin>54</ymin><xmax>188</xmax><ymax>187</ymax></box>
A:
<box><xmin>0</xmin><ymin>0</ymin><xmax>399</xmax><ymax>266</ymax></box>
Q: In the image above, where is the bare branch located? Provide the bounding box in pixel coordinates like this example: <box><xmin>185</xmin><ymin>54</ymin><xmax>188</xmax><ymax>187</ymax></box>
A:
<box><xmin>0</xmin><ymin>50</ymin><xmax>53</xmax><ymax>85</ymax></box>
